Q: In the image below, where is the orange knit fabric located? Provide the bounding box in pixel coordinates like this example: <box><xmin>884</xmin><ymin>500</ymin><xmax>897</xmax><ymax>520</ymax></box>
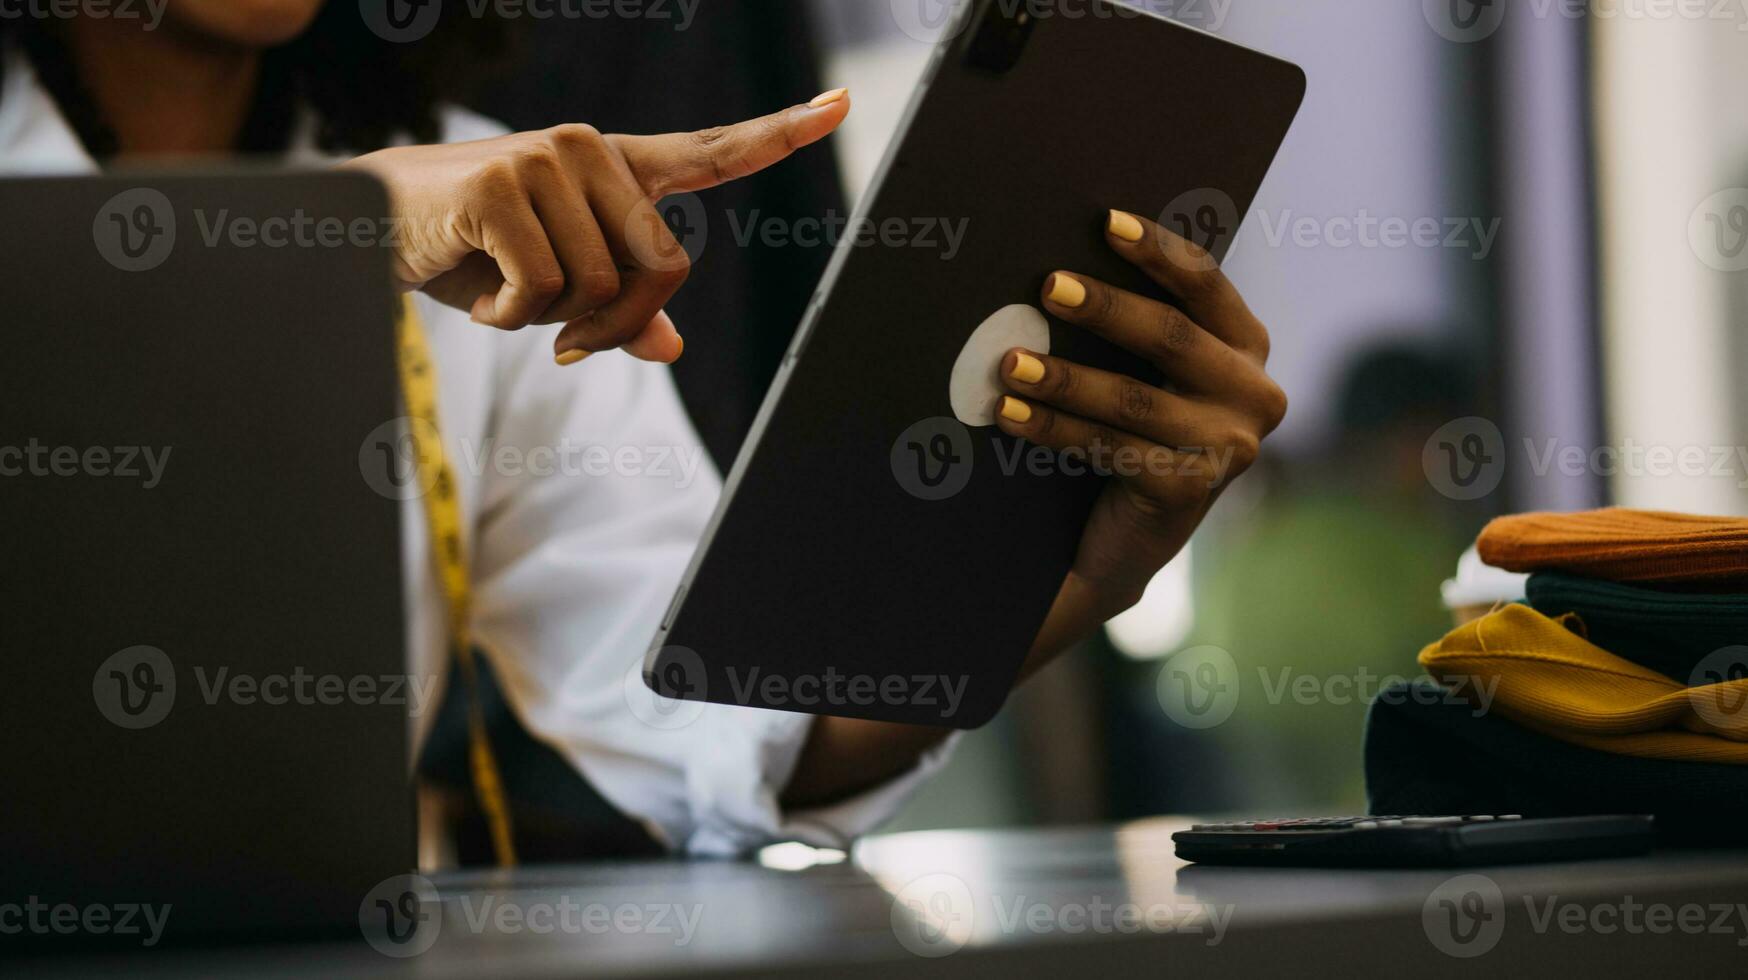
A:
<box><xmin>1476</xmin><ymin>508</ymin><xmax>1748</xmax><ymax>587</ymax></box>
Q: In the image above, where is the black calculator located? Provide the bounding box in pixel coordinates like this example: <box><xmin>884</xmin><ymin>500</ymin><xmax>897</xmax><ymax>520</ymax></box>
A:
<box><xmin>1172</xmin><ymin>815</ymin><xmax>1655</xmax><ymax>868</ymax></box>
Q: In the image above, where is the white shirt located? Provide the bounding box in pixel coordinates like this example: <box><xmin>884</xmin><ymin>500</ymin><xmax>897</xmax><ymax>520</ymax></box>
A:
<box><xmin>0</xmin><ymin>48</ymin><xmax>952</xmax><ymax>857</ymax></box>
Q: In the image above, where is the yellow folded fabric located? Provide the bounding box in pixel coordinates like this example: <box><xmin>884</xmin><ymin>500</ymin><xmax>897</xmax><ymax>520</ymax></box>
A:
<box><xmin>1418</xmin><ymin>604</ymin><xmax>1748</xmax><ymax>764</ymax></box>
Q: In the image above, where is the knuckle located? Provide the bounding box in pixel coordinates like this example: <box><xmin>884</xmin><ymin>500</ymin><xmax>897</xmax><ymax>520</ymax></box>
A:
<box><xmin>1121</xmin><ymin>481</ymin><xmax>1167</xmax><ymax>519</ymax></box>
<box><xmin>1088</xmin><ymin>280</ymin><xmax>1119</xmax><ymax>325</ymax></box>
<box><xmin>1252</xmin><ymin>329</ymin><xmax>1273</xmax><ymax>364</ymax></box>
<box><xmin>1227</xmin><ymin>427</ymin><xmax>1262</xmax><ymax>471</ymax></box>
<box><xmin>1149</xmin><ymin>305</ymin><xmax>1199</xmax><ymax>359</ymax></box>
<box><xmin>1169</xmin><ymin>475</ymin><xmax>1213</xmax><ymax>510</ymax></box>
<box><xmin>1047</xmin><ymin>360</ymin><xmax>1080</xmax><ymax>401</ymax></box>
<box><xmin>1164</xmin><ymin>466</ymin><xmax>1213</xmax><ymax>504</ymax></box>
<box><xmin>577</xmin><ymin>268</ymin><xmax>621</xmax><ymax>307</ymax></box>
<box><xmin>1086</xmin><ymin>423</ymin><xmax>1123</xmax><ymax>462</ymax></box>
<box><xmin>689</xmin><ymin>127</ymin><xmax>732</xmax><ymax>183</ymax></box>
<box><xmin>514</xmin><ymin>143</ymin><xmax>563</xmax><ymax>178</ymax></box>
<box><xmin>550</xmin><ymin>122</ymin><xmax>603</xmax><ymax>154</ymax></box>
<box><xmin>759</xmin><ymin>113</ymin><xmax>799</xmax><ymax>153</ymax></box>
<box><xmin>634</xmin><ymin>165</ymin><xmax>678</xmax><ymax>200</ymax></box>
<box><xmin>1181</xmin><ymin>237</ymin><xmax>1219</xmax><ymax>268</ymax></box>
<box><xmin>1260</xmin><ymin>382</ymin><xmax>1289</xmax><ymax>432</ymax></box>
<box><xmin>469</xmin><ymin>158</ymin><xmax>519</xmax><ymax>194</ymax></box>
<box><xmin>1117</xmin><ymin>380</ymin><xmax>1155</xmax><ymax>426</ymax></box>
<box><xmin>1157</xmin><ymin>230</ymin><xmax>1220</xmax><ymax>271</ymax></box>
<box><xmin>646</xmin><ymin>243</ymin><xmax>693</xmax><ymax>276</ymax></box>
<box><xmin>1181</xmin><ymin>265</ymin><xmax>1228</xmax><ymax>303</ymax></box>
<box><xmin>1031</xmin><ymin>406</ymin><xmax>1059</xmax><ymax>440</ymax></box>
<box><xmin>690</xmin><ymin>126</ymin><xmax>731</xmax><ymax>150</ymax></box>
<box><xmin>1126</xmin><ymin>479</ymin><xmax>1192</xmax><ymax>522</ymax></box>
<box><xmin>525</xmin><ymin>273</ymin><xmax>566</xmax><ymax>302</ymax></box>
<box><xmin>649</xmin><ymin>256</ymin><xmax>691</xmax><ymax>290</ymax></box>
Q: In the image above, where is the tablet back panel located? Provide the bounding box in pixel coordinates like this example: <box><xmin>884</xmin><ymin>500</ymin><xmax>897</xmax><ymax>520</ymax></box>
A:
<box><xmin>653</xmin><ymin>1</ymin><xmax>1305</xmax><ymax>728</ymax></box>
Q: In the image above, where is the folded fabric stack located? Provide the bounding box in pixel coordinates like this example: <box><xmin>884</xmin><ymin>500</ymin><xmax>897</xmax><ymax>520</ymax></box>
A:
<box><xmin>1365</xmin><ymin>509</ymin><xmax>1748</xmax><ymax>844</ymax></box>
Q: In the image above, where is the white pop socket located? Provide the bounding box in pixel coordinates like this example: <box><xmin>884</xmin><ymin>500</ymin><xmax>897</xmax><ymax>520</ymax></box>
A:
<box><xmin>949</xmin><ymin>304</ymin><xmax>1051</xmax><ymax>427</ymax></box>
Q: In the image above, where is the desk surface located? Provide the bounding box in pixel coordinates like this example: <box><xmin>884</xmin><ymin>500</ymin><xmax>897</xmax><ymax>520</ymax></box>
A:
<box><xmin>23</xmin><ymin>818</ymin><xmax>1748</xmax><ymax>978</ymax></box>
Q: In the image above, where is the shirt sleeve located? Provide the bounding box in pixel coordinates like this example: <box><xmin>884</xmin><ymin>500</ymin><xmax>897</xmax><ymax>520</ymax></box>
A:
<box><xmin>463</xmin><ymin>325</ymin><xmax>957</xmax><ymax>855</ymax></box>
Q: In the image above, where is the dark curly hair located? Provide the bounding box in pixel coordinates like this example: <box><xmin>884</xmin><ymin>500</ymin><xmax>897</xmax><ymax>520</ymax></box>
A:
<box><xmin>1</xmin><ymin>4</ymin><xmax>513</xmax><ymax>161</ymax></box>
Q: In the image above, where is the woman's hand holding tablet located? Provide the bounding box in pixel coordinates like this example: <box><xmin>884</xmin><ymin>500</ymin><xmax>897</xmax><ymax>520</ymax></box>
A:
<box><xmin>998</xmin><ymin>211</ymin><xmax>1288</xmax><ymax>679</ymax></box>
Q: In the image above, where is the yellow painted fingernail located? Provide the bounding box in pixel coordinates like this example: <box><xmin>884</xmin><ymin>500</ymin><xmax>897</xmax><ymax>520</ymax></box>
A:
<box><xmin>999</xmin><ymin>396</ymin><xmax>1033</xmax><ymax>424</ymax></box>
<box><xmin>1108</xmin><ymin>210</ymin><xmax>1145</xmax><ymax>243</ymax></box>
<box><xmin>669</xmin><ymin>336</ymin><xmax>685</xmax><ymax>363</ymax></box>
<box><xmin>1046</xmin><ymin>274</ymin><xmax>1086</xmax><ymax>309</ymax></box>
<box><xmin>1010</xmin><ymin>352</ymin><xmax>1046</xmax><ymax>384</ymax></box>
<box><xmin>555</xmin><ymin>349</ymin><xmax>591</xmax><ymax>367</ymax></box>
<box><xmin>809</xmin><ymin>87</ymin><xmax>849</xmax><ymax>108</ymax></box>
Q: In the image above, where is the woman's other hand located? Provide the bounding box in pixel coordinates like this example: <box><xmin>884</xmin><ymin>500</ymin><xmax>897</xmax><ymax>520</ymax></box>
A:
<box><xmin>344</xmin><ymin>89</ymin><xmax>850</xmax><ymax>364</ymax></box>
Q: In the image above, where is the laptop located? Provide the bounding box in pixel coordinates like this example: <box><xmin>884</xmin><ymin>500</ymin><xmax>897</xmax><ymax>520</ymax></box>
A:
<box><xmin>0</xmin><ymin>172</ymin><xmax>413</xmax><ymax>949</ymax></box>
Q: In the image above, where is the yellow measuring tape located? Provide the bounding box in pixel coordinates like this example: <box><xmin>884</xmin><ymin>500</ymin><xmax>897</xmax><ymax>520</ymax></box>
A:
<box><xmin>396</xmin><ymin>294</ymin><xmax>519</xmax><ymax>868</ymax></box>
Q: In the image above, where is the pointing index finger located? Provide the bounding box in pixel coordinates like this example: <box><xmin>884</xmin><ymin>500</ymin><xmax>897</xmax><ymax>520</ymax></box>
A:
<box><xmin>611</xmin><ymin>88</ymin><xmax>850</xmax><ymax>199</ymax></box>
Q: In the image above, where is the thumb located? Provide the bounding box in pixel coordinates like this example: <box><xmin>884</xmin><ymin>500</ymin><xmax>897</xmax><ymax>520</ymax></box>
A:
<box><xmin>614</xmin><ymin>88</ymin><xmax>849</xmax><ymax>199</ymax></box>
<box><xmin>621</xmin><ymin>310</ymin><xmax>683</xmax><ymax>364</ymax></box>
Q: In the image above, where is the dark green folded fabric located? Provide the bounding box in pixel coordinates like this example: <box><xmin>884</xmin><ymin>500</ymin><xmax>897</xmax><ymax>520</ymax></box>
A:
<box><xmin>1525</xmin><ymin>572</ymin><xmax>1748</xmax><ymax>682</ymax></box>
<box><xmin>1365</xmin><ymin>681</ymin><xmax>1748</xmax><ymax>846</ymax></box>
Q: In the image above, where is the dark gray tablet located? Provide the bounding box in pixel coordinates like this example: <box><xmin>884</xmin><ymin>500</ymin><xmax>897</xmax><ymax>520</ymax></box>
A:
<box><xmin>648</xmin><ymin>0</ymin><xmax>1305</xmax><ymax>729</ymax></box>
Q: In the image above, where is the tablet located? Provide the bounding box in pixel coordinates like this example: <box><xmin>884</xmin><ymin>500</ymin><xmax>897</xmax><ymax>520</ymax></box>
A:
<box><xmin>647</xmin><ymin>0</ymin><xmax>1305</xmax><ymax>729</ymax></box>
